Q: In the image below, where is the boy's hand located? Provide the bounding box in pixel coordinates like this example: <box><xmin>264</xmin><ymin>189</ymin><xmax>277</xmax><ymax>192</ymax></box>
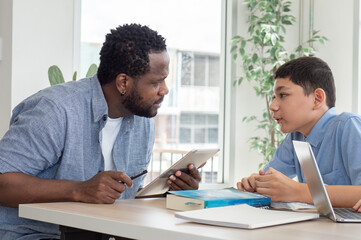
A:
<box><xmin>353</xmin><ymin>199</ymin><xmax>361</xmax><ymax>212</ymax></box>
<box><xmin>237</xmin><ymin>169</ymin><xmax>266</xmax><ymax>192</ymax></box>
<box><xmin>167</xmin><ymin>164</ymin><xmax>201</xmax><ymax>191</ymax></box>
<box><xmin>254</xmin><ymin>167</ymin><xmax>305</xmax><ymax>202</ymax></box>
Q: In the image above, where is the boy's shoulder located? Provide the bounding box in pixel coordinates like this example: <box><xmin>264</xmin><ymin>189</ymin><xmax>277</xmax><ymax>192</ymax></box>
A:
<box><xmin>336</xmin><ymin>111</ymin><xmax>361</xmax><ymax>122</ymax></box>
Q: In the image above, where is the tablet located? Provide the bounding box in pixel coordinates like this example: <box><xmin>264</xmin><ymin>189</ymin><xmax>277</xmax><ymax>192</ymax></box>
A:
<box><xmin>136</xmin><ymin>148</ymin><xmax>220</xmax><ymax>198</ymax></box>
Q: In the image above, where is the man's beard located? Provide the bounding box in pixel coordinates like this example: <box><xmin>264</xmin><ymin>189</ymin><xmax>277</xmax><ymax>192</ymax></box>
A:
<box><xmin>122</xmin><ymin>87</ymin><xmax>163</xmax><ymax>118</ymax></box>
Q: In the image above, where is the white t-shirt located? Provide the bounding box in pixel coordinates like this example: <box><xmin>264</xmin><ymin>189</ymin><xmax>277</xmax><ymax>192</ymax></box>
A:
<box><xmin>100</xmin><ymin>116</ymin><xmax>123</xmax><ymax>171</ymax></box>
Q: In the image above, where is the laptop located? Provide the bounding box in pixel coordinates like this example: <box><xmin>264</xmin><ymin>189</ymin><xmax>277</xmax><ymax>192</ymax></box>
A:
<box><xmin>292</xmin><ymin>140</ymin><xmax>361</xmax><ymax>222</ymax></box>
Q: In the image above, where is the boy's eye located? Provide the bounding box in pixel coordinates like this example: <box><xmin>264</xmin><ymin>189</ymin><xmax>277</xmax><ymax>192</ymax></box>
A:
<box><xmin>271</xmin><ymin>95</ymin><xmax>276</xmax><ymax>100</ymax></box>
<box><xmin>280</xmin><ymin>94</ymin><xmax>287</xmax><ymax>98</ymax></box>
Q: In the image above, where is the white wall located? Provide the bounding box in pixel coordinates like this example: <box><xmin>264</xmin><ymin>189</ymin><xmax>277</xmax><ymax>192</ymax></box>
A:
<box><xmin>232</xmin><ymin>0</ymin><xmax>358</xmax><ymax>183</ymax></box>
<box><xmin>0</xmin><ymin>0</ymin><xmax>13</xmax><ymax>138</ymax></box>
<box><xmin>0</xmin><ymin>0</ymin><xmax>75</xmax><ymax>138</ymax></box>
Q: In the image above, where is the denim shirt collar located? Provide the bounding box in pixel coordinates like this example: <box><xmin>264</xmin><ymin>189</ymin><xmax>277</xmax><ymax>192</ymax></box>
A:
<box><xmin>90</xmin><ymin>75</ymin><xmax>135</xmax><ymax>130</ymax></box>
<box><xmin>90</xmin><ymin>75</ymin><xmax>108</xmax><ymax>123</ymax></box>
<box><xmin>306</xmin><ymin>107</ymin><xmax>338</xmax><ymax>147</ymax></box>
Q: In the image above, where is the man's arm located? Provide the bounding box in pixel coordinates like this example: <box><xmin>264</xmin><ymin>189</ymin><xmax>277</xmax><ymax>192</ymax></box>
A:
<box><xmin>0</xmin><ymin>171</ymin><xmax>133</xmax><ymax>208</ymax></box>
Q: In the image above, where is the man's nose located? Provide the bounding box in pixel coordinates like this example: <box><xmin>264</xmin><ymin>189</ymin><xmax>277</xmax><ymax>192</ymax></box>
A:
<box><xmin>159</xmin><ymin>81</ymin><xmax>169</xmax><ymax>95</ymax></box>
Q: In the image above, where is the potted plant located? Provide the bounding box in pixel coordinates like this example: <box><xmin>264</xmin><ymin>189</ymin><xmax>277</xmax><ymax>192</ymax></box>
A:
<box><xmin>231</xmin><ymin>0</ymin><xmax>327</xmax><ymax>168</ymax></box>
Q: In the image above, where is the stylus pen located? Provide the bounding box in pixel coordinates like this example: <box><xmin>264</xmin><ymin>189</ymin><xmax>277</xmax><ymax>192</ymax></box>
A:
<box><xmin>130</xmin><ymin>169</ymin><xmax>148</xmax><ymax>180</ymax></box>
<box><xmin>119</xmin><ymin>170</ymin><xmax>147</xmax><ymax>184</ymax></box>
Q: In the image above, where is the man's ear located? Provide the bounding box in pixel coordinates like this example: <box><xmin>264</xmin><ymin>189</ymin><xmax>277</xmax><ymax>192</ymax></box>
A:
<box><xmin>313</xmin><ymin>88</ymin><xmax>326</xmax><ymax>109</ymax></box>
<box><xmin>115</xmin><ymin>73</ymin><xmax>128</xmax><ymax>94</ymax></box>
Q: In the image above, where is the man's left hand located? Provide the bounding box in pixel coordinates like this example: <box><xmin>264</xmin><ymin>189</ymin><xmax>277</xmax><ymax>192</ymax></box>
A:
<box><xmin>167</xmin><ymin>164</ymin><xmax>201</xmax><ymax>190</ymax></box>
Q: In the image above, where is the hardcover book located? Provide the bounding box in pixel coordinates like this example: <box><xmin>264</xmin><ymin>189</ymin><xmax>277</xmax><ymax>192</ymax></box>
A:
<box><xmin>166</xmin><ymin>188</ymin><xmax>271</xmax><ymax>211</ymax></box>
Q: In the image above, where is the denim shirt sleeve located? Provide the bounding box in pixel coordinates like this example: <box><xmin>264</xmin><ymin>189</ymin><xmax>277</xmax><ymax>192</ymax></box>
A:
<box><xmin>340</xmin><ymin>116</ymin><xmax>361</xmax><ymax>185</ymax></box>
<box><xmin>263</xmin><ymin>133</ymin><xmax>298</xmax><ymax>179</ymax></box>
<box><xmin>0</xmin><ymin>97</ymin><xmax>65</xmax><ymax>175</ymax></box>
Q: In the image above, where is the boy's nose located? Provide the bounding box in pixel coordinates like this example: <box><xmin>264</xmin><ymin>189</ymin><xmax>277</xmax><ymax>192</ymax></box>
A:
<box><xmin>269</xmin><ymin>99</ymin><xmax>279</xmax><ymax>111</ymax></box>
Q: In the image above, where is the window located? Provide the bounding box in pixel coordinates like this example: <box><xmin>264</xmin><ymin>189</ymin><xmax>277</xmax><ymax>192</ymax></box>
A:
<box><xmin>80</xmin><ymin>0</ymin><xmax>223</xmax><ymax>184</ymax></box>
<box><xmin>180</xmin><ymin>113</ymin><xmax>218</xmax><ymax>144</ymax></box>
<box><xmin>179</xmin><ymin>52</ymin><xmax>220</xmax><ymax>87</ymax></box>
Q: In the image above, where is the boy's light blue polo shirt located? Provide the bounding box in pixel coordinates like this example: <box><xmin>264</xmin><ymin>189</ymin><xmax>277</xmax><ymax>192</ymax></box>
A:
<box><xmin>0</xmin><ymin>75</ymin><xmax>155</xmax><ymax>240</ymax></box>
<box><xmin>264</xmin><ymin>107</ymin><xmax>361</xmax><ymax>185</ymax></box>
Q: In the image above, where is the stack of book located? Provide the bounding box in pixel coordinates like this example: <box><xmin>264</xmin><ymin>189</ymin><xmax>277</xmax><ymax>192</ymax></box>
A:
<box><xmin>166</xmin><ymin>188</ymin><xmax>271</xmax><ymax>211</ymax></box>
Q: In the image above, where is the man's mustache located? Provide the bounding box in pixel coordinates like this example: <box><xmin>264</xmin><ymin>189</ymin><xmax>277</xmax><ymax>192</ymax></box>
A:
<box><xmin>155</xmin><ymin>96</ymin><xmax>164</xmax><ymax>104</ymax></box>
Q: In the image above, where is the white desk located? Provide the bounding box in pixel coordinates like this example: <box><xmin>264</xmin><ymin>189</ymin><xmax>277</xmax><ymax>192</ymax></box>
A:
<box><xmin>19</xmin><ymin>198</ymin><xmax>361</xmax><ymax>240</ymax></box>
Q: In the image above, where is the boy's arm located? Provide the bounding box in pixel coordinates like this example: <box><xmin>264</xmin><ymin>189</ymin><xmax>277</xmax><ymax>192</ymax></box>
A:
<box><xmin>325</xmin><ymin>185</ymin><xmax>361</xmax><ymax>208</ymax></box>
<box><xmin>254</xmin><ymin>167</ymin><xmax>312</xmax><ymax>203</ymax></box>
<box><xmin>254</xmin><ymin>168</ymin><xmax>361</xmax><ymax>208</ymax></box>
<box><xmin>0</xmin><ymin>171</ymin><xmax>133</xmax><ymax>208</ymax></box>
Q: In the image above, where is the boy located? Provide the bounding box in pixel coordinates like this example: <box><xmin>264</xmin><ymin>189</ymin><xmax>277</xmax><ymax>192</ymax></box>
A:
<box><xmin>237</xmin><ymin>56</ymin><xmax>361</xmax><ymax>208</ymax></box>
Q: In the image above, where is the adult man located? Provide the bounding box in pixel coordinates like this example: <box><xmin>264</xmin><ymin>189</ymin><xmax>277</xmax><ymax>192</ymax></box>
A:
<box><xmin>0</xmin><ymin>24</ymin><xmax>201</xmax><ymax>239</ymax></box>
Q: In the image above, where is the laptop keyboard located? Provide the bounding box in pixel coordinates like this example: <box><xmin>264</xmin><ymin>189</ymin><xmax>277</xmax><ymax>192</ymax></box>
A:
<box><xmin>334</xmin><ymin>208</ymin><xmax>361</xmax><ymax>219</ymax></box>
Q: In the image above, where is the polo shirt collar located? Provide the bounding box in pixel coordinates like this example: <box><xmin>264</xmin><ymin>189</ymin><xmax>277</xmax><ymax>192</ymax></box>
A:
<box><xmin>306</xmin><ymin>107</ymin><xmax>338</xmax><ymax>147</ymax></box>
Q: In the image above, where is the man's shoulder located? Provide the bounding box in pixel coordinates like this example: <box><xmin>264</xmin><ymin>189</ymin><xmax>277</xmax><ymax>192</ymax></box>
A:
<box><xmin>19</xmin><ymin>77</ymin><xmax>96</xmax><ymax>109</ymax></box>
<box><xmin>41</xmin><ymin>77</ymin><xmax>94</xmax><ymax>102</ymax></box>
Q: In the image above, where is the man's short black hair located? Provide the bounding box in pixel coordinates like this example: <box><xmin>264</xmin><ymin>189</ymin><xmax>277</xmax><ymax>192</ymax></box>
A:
<box><xmin>97</xmin><ymin>24</ymin><xmax>167</xmax><ymax>85</ymax></box>
<box><xmin>274</xmin><ymin>56</ymin><xmax>336</xmax><ymax>108</ymax></box>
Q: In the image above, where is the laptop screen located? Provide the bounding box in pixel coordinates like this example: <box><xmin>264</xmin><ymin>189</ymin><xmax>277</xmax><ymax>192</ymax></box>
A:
<box><xmin>292</xmin><ymin>140</ymin><xmax>336</xmax><ymax>220</ymax></box>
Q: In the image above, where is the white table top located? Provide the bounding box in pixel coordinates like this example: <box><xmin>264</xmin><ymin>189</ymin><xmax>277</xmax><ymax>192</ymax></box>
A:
<box><xmin>19</xmin><ymin>198</ymin><xmax>361</xmax><ymax>240</ymax></box>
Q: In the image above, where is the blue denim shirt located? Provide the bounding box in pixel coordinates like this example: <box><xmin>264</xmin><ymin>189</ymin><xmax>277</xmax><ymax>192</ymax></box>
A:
<box><xmin>0</xmin><ymin>75</ymin><xmax>155</xmax><ymax>240</ymax></box>
<box><xmin>264</xmin><ymin>107</ymin><xmax>361</xmax><ymax>185</ymax></box>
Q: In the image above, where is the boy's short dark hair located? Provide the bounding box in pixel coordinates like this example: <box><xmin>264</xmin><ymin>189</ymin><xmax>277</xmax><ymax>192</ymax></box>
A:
<box><xmin>274</xmin><ymin>56</ymin><xmax>336</xmax><ymax>108</ymax></box>
<box><xmin>97</xmin><ymin>24</ymin><xmax>167</xmax><ymax>85</ymax></box>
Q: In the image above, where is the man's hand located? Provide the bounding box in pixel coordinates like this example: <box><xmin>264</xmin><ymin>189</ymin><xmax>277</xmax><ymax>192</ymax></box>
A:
<box><xmin>167</xmin><ymin>164</ymin><xmax>201</xmax><ymax>191</ymax></box>
<box><xmin>254</xmin><ymin>167</ymin><xmax>306</xmax><ymax>202</ymax></box>
<box><xmin>74</xmin><ymin>171</ymin><xmax>133</xmax><ymax>204</ymax></box>
<box><xmin>237</xmin><ymin>169</ymin><xmax>266</xmax><ymax>192</ymax></box>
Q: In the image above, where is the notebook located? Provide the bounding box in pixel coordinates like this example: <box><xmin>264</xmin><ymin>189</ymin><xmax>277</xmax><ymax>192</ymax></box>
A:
<box><xmin>293</xmin><ymin>140</ymin><xmax>361</xmax><ymax>222</ymax></box>
<box><xmin>175</xmin><ymin>204</ymin><xmax>319</xmax><ymax>229</ymax></box>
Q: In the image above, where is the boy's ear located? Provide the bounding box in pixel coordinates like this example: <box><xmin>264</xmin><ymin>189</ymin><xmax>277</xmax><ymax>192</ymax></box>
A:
<box><xmin>313</xmin><ymin>88</ymin><xmax>326</xmax><ymax>109</ymax></box>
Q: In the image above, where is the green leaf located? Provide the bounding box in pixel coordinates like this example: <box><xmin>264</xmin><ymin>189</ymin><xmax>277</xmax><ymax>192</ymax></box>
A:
<box><xmin>233</xmin><ymin>53</ymin><xmax>238</xmax><ymax>60</ymax></box>
<box><xmin>72</xmin><ymin>71</ymin><xmax>77</xmax><ymax>81</ymax></box>
<box><xmin>263</xmin><ymin>32</ymin><xmax>271</xmax><ymax>44</ymax></box>
<box><xmin>241</xmin><ymin>40</ymin><xmax>246</xmax><ymax>48</ymax></box>
<box><xmin>252</xmin><ymin>53</ymin><xmax>258</xmax><ymax>63</ymax></box>
<box><xmin>239</xmin><ymin>48</ymin><xmax>245</xmax><ymax>56</ymax></box>
<box><xmin>48</xmin><ymin>65</ymin><xmax>65</xmax><ymax>86</ymax></box>
<box><xmin>270</xmin><ymin>34</ymin><xmax>277</xmax><ymax>45</ymax></box>
<box><xmin>233</xmin><ymin>79</ymin><xmax>237</xmax><ymax>87</ymax></box>
<box><xmin>86</xmin><ymin>64</ymin><xmax>98</xmax><ymax>77</ymax></box>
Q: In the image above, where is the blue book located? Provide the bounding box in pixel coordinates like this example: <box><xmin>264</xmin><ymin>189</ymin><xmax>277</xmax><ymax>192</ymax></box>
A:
<box><xmin>166</xmin><ymin>188</ymin><xmax>271</xmax><ymax>211</ymax></box>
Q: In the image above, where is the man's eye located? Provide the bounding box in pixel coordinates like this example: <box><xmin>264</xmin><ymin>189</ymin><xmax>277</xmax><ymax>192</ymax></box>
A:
<box><xmin>280</xmin><ymin>94</ymin><xmax>287</xmax><ymax>98</ymax></box>
<box><xmin>271</xmin><ymin>95</ymin><xmax>276</xmax><ymax>100</ymax></box>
